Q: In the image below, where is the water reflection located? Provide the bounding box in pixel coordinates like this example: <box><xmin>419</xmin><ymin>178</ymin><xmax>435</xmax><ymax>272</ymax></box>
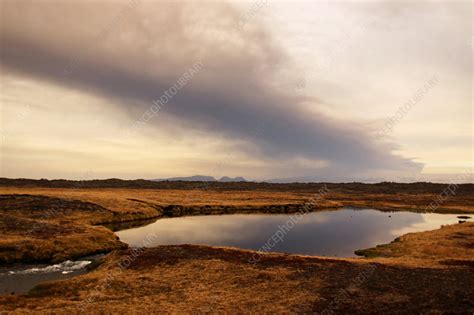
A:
<box><xmin>0</xmin><ymin>254</ymin><xmax>103</xmax><ymax>295</ymax></box>
<box><xmin>116</xmin><ymin>208</ymin><xmax>468</xmax><ymax>257</ymax></box>
<box><xmin>102</xmin><ymin>217</ymin><xmax>159</xmax><ymax>231</ymax></box>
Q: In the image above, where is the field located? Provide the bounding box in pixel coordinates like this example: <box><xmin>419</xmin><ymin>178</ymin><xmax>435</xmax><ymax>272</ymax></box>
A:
<box><xmin>0</xmin><ymin>179</ymin><xmax>473</xmax><ymax>313</ymax></box>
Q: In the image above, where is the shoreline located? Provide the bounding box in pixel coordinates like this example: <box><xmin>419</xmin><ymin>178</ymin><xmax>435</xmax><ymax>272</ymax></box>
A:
<box><xmin>0</xmin><ymin>184</ymin><xmax>473</xmax><ymax>312</ymax></box>
<box><xmin>1</xmin><ymin>184</ymin><xmax>473</xmax><ymax>264</ymax></box>
<box><xmin>1</xmin><ymin>227</ymin><xmax>473</xmax><ymax>312</ymax></box>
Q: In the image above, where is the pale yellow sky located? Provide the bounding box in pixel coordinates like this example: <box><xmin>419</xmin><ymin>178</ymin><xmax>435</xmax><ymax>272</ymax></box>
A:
<box><xmin>265</xmin><ymin>1</ymin><xmax>472</xmax><ymax>175</ymax></box>
<box><xmin>0</xmin><ymin>0</ymin><xmax>472</xmax><ymax>182</ymax></box>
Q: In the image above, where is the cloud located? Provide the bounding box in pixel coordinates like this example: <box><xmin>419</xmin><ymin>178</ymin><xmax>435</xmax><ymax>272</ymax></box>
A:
<box><xmin>0</xmin><ymin>0</ymin><xmax>422</xmax><ymax>178</ymax></box>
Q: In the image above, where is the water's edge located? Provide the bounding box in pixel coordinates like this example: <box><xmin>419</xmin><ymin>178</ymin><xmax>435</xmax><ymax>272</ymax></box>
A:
<box><xmin>2</xmin><ymin>208</ymin><xmax>470</xmax><ymax>296</ymax></box>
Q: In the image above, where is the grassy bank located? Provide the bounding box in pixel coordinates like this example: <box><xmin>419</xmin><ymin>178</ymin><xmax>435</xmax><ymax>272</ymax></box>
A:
<box><xmin>1</xmin><ymin>222</ymin><xmax>473</xmax><ymax>313</ymax></box>
<box><xmin>0</xmin><ymin>183</ymin><xmax>473</xmax><ymax>312</ymax></box>
<box><xmin>1</xmin><ymin>183</ymin><xmax>473</xmax><ymax>264</ymax></box>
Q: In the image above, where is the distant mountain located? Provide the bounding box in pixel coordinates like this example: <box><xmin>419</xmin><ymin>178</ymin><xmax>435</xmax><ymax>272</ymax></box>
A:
<box><xmin>219</xmin><ymin>176</ymin><xmax>247</xmax><ymax>182</ymax></box>
<box><xmin>266</xmin><ymin>173</ymin><xmax>474</xmax><ymax>184</ymax></box>
<box><xmin>153</xmin><ymin>175</ymin><xmax>217</xmax><ymax>182</ymax></box>
<box><xmin>152</xmin><ymin>175</ymin><xmax>247</xmax><ymax>182</ymax></box>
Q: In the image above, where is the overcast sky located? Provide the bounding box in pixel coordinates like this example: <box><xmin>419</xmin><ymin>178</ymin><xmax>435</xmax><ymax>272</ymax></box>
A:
<box><xmin>0</xmin><ymin>0</ymin><xmax>472</xmax><ymax>182</ymax></box>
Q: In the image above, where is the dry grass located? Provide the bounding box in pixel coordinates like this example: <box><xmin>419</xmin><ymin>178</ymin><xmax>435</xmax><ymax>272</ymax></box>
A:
<box><xmin>1</xmin><ymin>227</ymin><xmax>473</xmax><ymax>313</ymax></box>
<box><xmin>0</xmin><ymin>224</ymin><xmax>125</xmax><ymax>264</ymax></box>
<box><xmin>0</xmin><ymin>187</ymin><xmax>329</xmax><ymax>210</ymax></box>
<box><xmin>355</xmin><ymin>222</ymin><xmax>474</xmax><ymax>267</ymax></box>
<box><xmin>1</xmin><ymin>186</ymin><xmax>472</xmax><ymax>214</ymax></box>
<box><xmin>0</xmin><ymin>185</ymin><xmax>473</xmax><ymax>313</ymax></box>
<box><xmin>0</xmin><ymin>194</ymin><xmax>124</xmax><ymax>264</ymax></box>
<box><xmin>0</xmin><ymin>185</ymin><xmax>472</xmax><ymax>264</ymax></box>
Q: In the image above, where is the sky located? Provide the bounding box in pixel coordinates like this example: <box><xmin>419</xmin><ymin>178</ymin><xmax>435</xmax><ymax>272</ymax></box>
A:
<box><xmin>0</xmin><ymin>0</ymin><xmax>472</xmax><ymax>182</ymax></box>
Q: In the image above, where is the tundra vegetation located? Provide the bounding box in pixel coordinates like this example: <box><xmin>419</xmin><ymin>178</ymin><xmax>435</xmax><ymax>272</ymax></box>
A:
<box><xmin>0</xmin><ymin>179</ymin><xmax>473</xmax><ymax>313</ymax></box>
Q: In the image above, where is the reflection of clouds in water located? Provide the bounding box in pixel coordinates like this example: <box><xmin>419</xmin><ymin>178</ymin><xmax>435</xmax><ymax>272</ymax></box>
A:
<box><xmin>390</xmin><ymin>213</ymin><xmax>461</xmax><ymax>236</ymax></box>
<box><xmin>118</xmin><ymin>213</ymin><xmax>333</xmax><ymax>247</ymax></box>
<box><xmin>118</xmin><ymin>214</ymin><xmax>283</xmax><ymax>246</ymax></box>
<box><xmin>116</xmin><ymin>209</ymin><xmax>466</xmax><ymax>257</ymax></box>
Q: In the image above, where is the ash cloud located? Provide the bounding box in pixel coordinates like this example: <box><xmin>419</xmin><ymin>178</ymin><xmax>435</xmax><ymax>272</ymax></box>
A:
<box><xmin>0</xmin><ymin>0</ymin><xmax>422</xmax><ymax>177</ymax></box>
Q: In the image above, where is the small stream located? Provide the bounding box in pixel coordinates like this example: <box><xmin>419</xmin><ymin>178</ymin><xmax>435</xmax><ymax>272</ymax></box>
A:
<box><xmin>1</xmin><ymin>208</ymin><xmax>470</xmax><ymax>295</ymax></box>
<box><xmin>0</xmin><ymin>255</ymin><xmax>103</xmax><ymax>295</ymax></box>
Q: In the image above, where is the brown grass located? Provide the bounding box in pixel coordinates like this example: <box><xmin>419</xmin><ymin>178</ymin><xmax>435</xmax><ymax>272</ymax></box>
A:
<box><xmin>1</xmin><ymin>228</ymin><xmax>473</xmax><ymax>313</ymax></box>
<box><xmin>0</xmin><ymin>184</ymin><xmax>473</xmax><ymax>313</ymax></box>
<box><xmin>1</xmin><ymin>186</ymin><xmax>472</xmax><ymax>214</ymax></box>
<box><xmin>0</xmin><ymin>184</ymin><xmax>473</xmax><ymax>264</ymax></box>
<box><xmin>355</xmin><ymin>222</ymin><xmax>474</xmax><ymax>267</ymax></box>
<box><xmin>0</xmin><ymin>194</ymin><xmax>125</xmax><ymax>264</ymax></box>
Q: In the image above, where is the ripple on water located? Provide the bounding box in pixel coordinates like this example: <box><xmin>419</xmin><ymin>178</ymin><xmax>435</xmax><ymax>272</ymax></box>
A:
<box><xmin>0</xmin><ymin>258</ymin><xmax>99</xmax><ymax>295</ymax></box>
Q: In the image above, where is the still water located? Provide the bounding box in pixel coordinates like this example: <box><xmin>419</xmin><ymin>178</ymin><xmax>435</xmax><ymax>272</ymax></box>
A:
<box><xmin>116</xmin><ymin>208</ymin><xmax>469</xmax><ymax>257</ymax></box>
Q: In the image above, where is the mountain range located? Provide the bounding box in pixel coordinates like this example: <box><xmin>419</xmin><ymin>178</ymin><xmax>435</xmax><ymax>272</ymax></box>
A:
<box><xmin>152</xmin><ymin>175</ymin><xmax>247</xmax><ymax>182</ymax></box>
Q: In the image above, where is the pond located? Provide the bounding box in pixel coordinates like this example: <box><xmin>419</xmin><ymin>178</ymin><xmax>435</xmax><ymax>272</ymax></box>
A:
<box><xmin>2</xmin><ymin>208</ymin><xmax>469</xmax><ymax>296</ymax></box>
<box><xmin>116</xmin><ymin>208</ymin><xmax>470</xmax><ymax>257</ymax></box>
